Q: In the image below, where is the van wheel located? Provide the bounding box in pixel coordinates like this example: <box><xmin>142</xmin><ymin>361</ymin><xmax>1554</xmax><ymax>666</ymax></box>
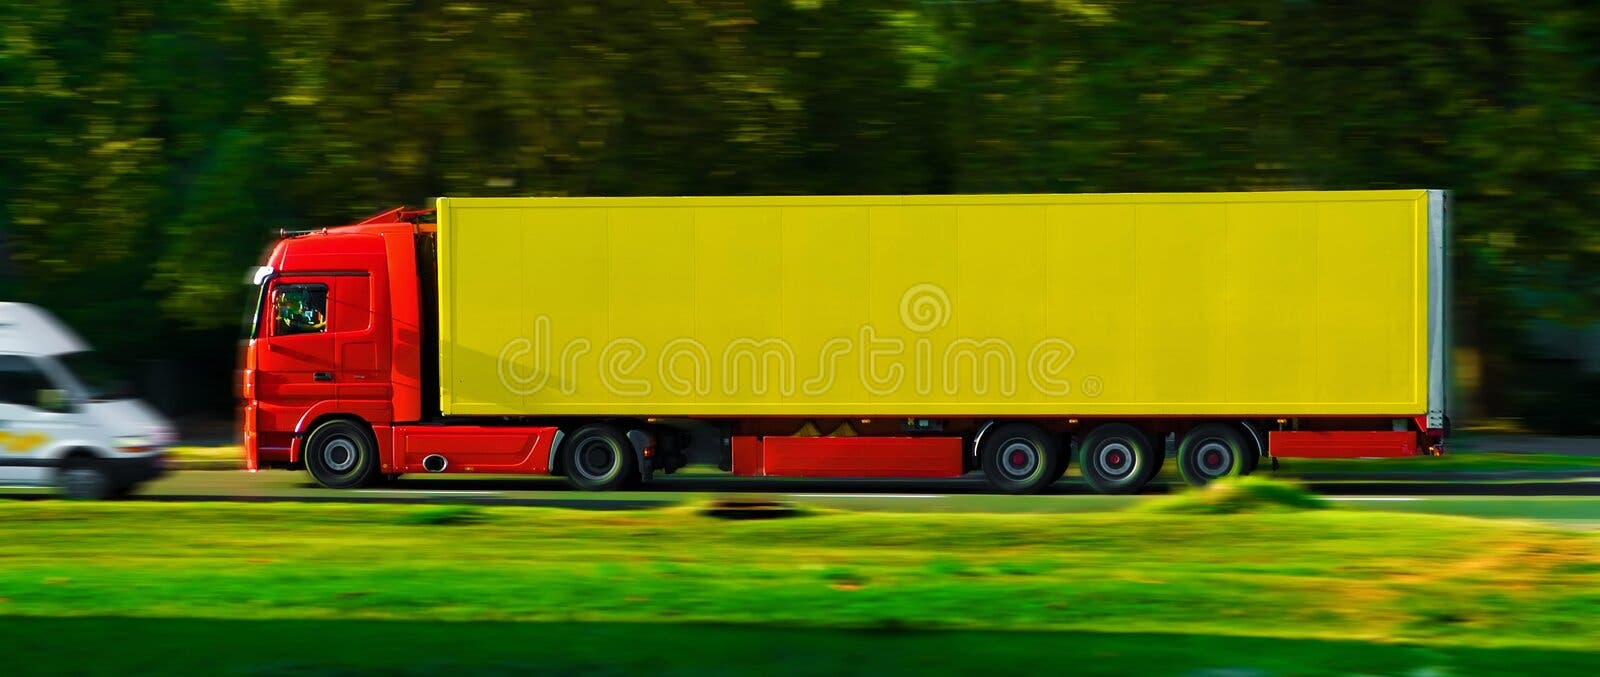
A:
<box><xmin>1178</xmin><ymin>423</ymin><xmax>1247</xmax><ymax>487</ymax></box>
<box><xmin>305</xmin><ymin>419</ymin><xmax>380</xmax><ymax>489</ymax></box>
<box><xmin>58</xmin><ymin>459</ymin><xmax>111</xmax><ymax>500</ymax></box>
<box><xmin>563</xmin><ymin>424</ymin><xmax>636</xmax><ymax>491</ymax></box>
<box><xmin>980</xmin><ymin>422</ymin><xmax>1061</xmax><ymax>494</ymax></box>
<box><xmin>1077</xmin><ymin>423</ymin><xmax>1158</xmax><ymax>494</ymax></box>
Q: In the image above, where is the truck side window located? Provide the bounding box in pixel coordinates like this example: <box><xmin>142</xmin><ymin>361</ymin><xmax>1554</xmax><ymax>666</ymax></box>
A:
<box><xmin>272</xmin><ymin>283</ymin><xmax>329</xmax><ymax>336</ymax></box>
<box><xmin>0</xmin><ymin>354</ymin><xmax>55</xmax><ymax>408</ymax></box>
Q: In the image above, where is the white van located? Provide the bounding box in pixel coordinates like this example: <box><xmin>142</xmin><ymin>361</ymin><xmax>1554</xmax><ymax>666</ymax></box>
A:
<box><xmin>0</xmin><ymin>303</ymin><xmax>173</xmax><ymax>498</ymax></box>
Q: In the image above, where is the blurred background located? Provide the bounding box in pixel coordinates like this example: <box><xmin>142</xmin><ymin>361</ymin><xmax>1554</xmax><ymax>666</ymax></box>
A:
<box><xmin>0</xmin><ymin>0</ymin><xmax>1595</xmax><ymax>436</ymax></box>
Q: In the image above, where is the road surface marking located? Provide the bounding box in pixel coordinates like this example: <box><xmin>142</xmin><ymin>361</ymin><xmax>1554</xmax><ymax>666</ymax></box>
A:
<box><xmin>789</xmin><ymin>493</ymin><xmax>941</xmax><ymax>499</ymax></box>
<box><xmin>354</xmin><ymin>489</ymin><xmax>503</xmax><ymax>496</ymax></box>
<box><xmin>1326</xmin><ymin>496</ymin><xmax>1424</xmax><ymax>502</ymax></box>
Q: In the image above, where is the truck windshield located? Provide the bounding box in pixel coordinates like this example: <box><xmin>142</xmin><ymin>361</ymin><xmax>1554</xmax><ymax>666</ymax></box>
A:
<box><xmin>246</xmin><ymin>281</ymin><xmax>268</xmax><ymax>339</ymax></box>
<box><xmin>244</xmin><ymin>264</ymin><xmax>274</xmax><ymax>340</ymax></box>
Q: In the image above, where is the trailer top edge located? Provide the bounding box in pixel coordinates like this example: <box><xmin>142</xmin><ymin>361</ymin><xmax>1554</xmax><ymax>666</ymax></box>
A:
<box><xmin>433</xmin><ymin>190</ymin><xmax>1435</xmax><ymax>209</ymax></box>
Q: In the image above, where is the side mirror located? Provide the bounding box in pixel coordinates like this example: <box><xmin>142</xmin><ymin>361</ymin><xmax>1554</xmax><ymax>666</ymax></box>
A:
<box><xmin>36</xmin><ymin>388</ymin><xmax>72</xmax><ymax>413</ymax></box>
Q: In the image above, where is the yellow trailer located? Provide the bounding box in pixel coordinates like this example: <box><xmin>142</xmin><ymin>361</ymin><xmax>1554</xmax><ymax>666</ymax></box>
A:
<box><xmin>247</xmin><ymin>190</ymin><xmax>1448</xmax><ymax>494</ymax></box>
<box><xmin>437</xmin><ymin>190</ymin><xmax>1445</xmax><ymax>422</ymax></box>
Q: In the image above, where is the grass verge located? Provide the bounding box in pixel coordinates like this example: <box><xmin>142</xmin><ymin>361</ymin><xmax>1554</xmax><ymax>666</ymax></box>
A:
<box><xmin>4</xmin><ymin>616</ymin><xmax>1596</xmax><ymax>676</ymax></box>
<box><xmin>1271</xmin><ymin>452</ymin><xmax>1600</xmax><ymax>475</ymax></box>
<box><xmin>1137</xmin><ymin>477</ymin><xmax>1327</xmax><ymax>513</ymax></box>
<box><xmin>0</xmin><ymin>501</ymin><xmax>1595</xmax><ymax>654</ymax></box>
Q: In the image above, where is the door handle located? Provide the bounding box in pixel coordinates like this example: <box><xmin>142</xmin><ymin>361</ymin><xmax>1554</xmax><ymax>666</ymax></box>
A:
<box><xmin>313</xmin><ymin>372</ymin><xmax>334</xmax><ymax>382</ymax></box>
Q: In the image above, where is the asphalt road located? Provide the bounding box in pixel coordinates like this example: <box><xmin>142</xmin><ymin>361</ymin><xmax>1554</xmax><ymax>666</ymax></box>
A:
<box><xmin>4</xmin><ymin>470</ymin><xmax>1598</xmax><ymax>523</ymax></box>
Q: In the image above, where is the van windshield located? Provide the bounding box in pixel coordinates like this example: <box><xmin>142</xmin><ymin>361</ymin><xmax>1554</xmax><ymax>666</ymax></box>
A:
<box><xmin>56</xmin><ymin>351</ymin><xmax>130</xmax><ymax>401</ymax></box>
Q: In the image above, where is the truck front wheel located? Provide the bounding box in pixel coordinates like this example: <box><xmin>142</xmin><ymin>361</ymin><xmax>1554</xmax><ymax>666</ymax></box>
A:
<box><xmin>562</xmin><ymin>424</ymin><xmax>636</xmax><ymax>491</ymax></box>
<box><xmin>305</xmin><ymin>419</ymin><xmax>380</xmax><ymax>489</ymax></box>
<box><xmin>1077</xmin><ymin>423</ymin><xmax>1159</xmax><ymax>494</ymax></box>
<box><xmin>980</xmin><ymin>422</ymin><xmax>1061</xmax><ymax>494</ymax></box>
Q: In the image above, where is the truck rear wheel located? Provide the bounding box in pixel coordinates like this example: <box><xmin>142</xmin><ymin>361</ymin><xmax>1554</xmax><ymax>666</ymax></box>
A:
<box><xmin>305</xmin><ymin>419</ymin><xmax>380</xmax><ymax>489</ymax></box>
<box><xmin>1077</xmin><ymin>423</ymin><xmax>1159</xmax><ymax>494</ymax></box>
<box><xmin>1177</xmin><ymin>423</ymin><xmax>1247</xmax><ymax>487</ymax></box>
<box><xmin>980</xmin><ymin>422</ymin><xmax>1061</xmax><ymax>494</ymax></box>
<box><xmin>562</xmin><ymin>424</ymin><xmax>636</xmax><ymax>491</ymax></box>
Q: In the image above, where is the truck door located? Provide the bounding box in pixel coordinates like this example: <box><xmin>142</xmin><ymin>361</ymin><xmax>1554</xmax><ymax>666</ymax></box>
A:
<box><xmin>331</xmin><ymin>274</ymin><xmax>387</xmax><ymax>401</ymax></box>
<box><xmin>256</xmin><ymin>279</ymin><xmax>337</xmax><ymax>415</ymax></box>
<box><xmin>0</xmin><ymin>354</ymin><xmax>77</xmax><ymax>484</ymax></box>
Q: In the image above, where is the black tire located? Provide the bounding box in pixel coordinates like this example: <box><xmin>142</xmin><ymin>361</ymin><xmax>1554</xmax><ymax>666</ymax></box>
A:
<box><xmin>1177</xmin><ymin>423</ymin><xmax>1248</xmax><ymax>487</ymax></box>
<box><xmin>57</xmin><ymin>457</ymin><xmax>112</xmax><ymax>500</ymax></box>
<box><xmin>1055</xmin><ymin>434</ymin><xmax>1076</xmax><ymax>482</ymax></box>
<box><xmin>980</xmin><ymin>422</ymin><xmax>1062</xmax><ymax>494</ymax></box>
<box><xmin>562</xmin><ymin>424</ymin><xmax>636</xmax><ymax>491</ymax></box>
<box><xmin>1144</xmin><ymin>433</ymin><xmax>1168</xmax><ymax>482</ymax></box>
<box><xmin>1239</xmin><ymin>425</ymin><xmax>1263</xmax><ymax>476</ymax></box>
<box><xmin>304</xmin><ymin>419</ymin><xmax>381</xmax><ymax>489</ymax></box>
<box><xmin>1077</xmin><ymin>423</ymin><xmax>1159</xmax><ymax>494</ymax></box>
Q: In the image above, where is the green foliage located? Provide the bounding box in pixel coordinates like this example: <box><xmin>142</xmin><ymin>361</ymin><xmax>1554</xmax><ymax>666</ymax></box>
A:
<box><xmin>397</xmin><ymin>505</ymin><xmax>491</xmax><ymax>526</ymax></box>
<box><xmin>1</xmin><ymin>1</ymin><xmax>1596</xmax><ymax>421</ymax></box>
<box><xmin>1139</xmin><ymin>477</ymin><xmax>1328</xmax><ymax>514</ymax></box>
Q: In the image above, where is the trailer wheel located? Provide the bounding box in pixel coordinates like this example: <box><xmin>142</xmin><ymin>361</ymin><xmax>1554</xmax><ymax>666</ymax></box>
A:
<box><xmin>1177</xmin><ymin>423</ymin><xmax>1247</xmax><ymax>487</ymax></box>
<box><xmin>1077</xmin><ymin>423</ymin><xmax>1158</xmax><ymax>494</ymax></box>
<box><xmin>1144</xmin><ymin>433</ymin><xmax>1168</xmax><ymax>482</ymax></box>
<box><xmin>980</xmin><ymin>423</ymin><xmax>1061</xmax><ymax>494</ymax></box>
<box><xmin>305</xmin><ymin>419</ymin><xmax>381</xmax><ymax>489</ymax></box>
<box><xmin>1055</xmin><ymin>434</ymin><xmax>1076</xmax><ymax>482</ymax></box>
<box><xmin>563</xmin><ymin>424</ymin><xmax>636</xmax><ymax>491</ymax></box>
<box><xmin>1238</xmin><ymin>422</ymin><xmax>1265</xmax><ymax>476</ymax></box>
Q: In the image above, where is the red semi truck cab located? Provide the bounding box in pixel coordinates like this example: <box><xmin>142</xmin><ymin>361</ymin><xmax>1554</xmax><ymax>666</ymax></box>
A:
<box><xmin>242</xmin><ymin>210</ymin><xmax>435</xmax><ymax>474</ymax></box>
<box><xmin>241</xmin><ymin>193</ymin><xmax>1449</xmax><ymax>495</ymax></box>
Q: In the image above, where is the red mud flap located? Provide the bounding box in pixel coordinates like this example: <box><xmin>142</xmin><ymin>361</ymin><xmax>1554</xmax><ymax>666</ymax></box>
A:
<box><xmin>731</xmin><ymin>436</ymin><xmax>964</xmax><ymax>478</ymax></box>
<box><xmin>1268</xmin><ymin>431</ymin><xmax>1420</xmax><ymax>458</ymax></box>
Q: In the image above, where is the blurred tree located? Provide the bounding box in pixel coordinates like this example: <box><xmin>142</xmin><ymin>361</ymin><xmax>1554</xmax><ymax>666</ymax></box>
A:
<box><xmin>0</xmin><ymin>0</ymin><xmax>1593</xmax><ymax>429</ymax></box>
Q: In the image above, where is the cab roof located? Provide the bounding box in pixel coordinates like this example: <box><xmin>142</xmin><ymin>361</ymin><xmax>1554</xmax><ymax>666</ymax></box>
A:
<box><xmin>0</xmin><ymin>302</ymin><xmax>89</xmax><ymax>356</ymax></box>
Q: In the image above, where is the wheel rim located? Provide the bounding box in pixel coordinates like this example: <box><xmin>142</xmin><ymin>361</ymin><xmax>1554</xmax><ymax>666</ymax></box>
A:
<box><xmin>1095</xmin><ymin>439</ymin><xmax>1137</xmax><ymax>480</ymax></box>
<box><xmin>575</xmin><ymin>439</ymin><xmax>620</xmax><ymax>481</ymax></box>
<box><xmin>997</xmin><ymin>438</ymin><xmax>1039</xmax><ymax>480</ymax></box>
<box><xmin>322</xmin><ymin>437</ymin><xmax>358</xmax><ymax>473</ymax></box>
<box><xmin>1194</xmin><ymin>439</ymin><xmax>1234</xmax><ymax>478</ymax></box>
<box><xmin>63</xmin><ymin>468</ymin><xmax>103</xmax><ymax>497</ymax></box>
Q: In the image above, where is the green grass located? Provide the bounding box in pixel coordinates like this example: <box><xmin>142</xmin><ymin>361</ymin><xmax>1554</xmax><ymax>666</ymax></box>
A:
<box><xmin>0</xmin><ymin>501</ymin><xmax>1595</xmax><ymax>657</ymax></box>
<box><xmin>5</xmin><ymin>616</ymin><xmax>1595</xmax><ymax>676</ymax></box>
<box><xmin>1137</xmin><ymin>476</ymin><xmax>1328</xmax><ymax>513</ymax></box>
<box><xmin>1271</xmin><ymin>452</ymin><xmax>1600</xmax><ymax>475</ymax></box>
<box><xmin>1335</xmin><ymin>496</ymin><xmax>1600</xmax><ymax>521</ymax></box>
